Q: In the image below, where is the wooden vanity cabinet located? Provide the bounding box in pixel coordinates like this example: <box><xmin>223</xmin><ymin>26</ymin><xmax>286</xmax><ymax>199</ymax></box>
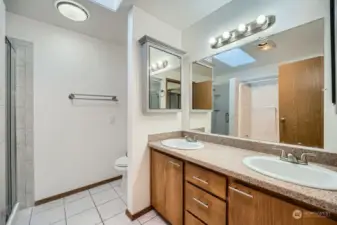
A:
<box><xmin>228</xmin><ymin>182</ymin><xmax>337</xmax><ymax>225</ymax></box>
<box><xmin>151</xmin><ymin>150</ymin><xmax>183</xmax><ymax>225</ymax></box>
<box><xmin>151</xmin><ymin>149</ymin><xmax>337</xmax><ymax>225</ymax></box>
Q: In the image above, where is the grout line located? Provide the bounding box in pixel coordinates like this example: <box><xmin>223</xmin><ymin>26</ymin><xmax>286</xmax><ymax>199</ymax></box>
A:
<box><xmin>89</xmin><ymin>188</ymin><xmax>105</xmax><ymax>225</ymax></box>
<box><xmin>62</xmin><ymin>198</ymin><xmax>67</xmax><ymax>225</ymax></box>
<box><xmin>28</xmin><ymin>207</ymin><xmax>33</xmax><ymax>225</ymax></box>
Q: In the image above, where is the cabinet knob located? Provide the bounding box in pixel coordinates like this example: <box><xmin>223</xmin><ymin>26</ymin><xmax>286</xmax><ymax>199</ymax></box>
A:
<box><xmin>280</xmin><ymin>117</ymin><xmax>286</xmax><ymax>122</ymax></box>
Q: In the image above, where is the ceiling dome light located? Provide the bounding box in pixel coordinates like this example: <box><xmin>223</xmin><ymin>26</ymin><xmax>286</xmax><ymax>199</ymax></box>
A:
<box><xmin>209</xmin><ymin>37</ymin><xmax>217</xmax><ymax>45</ymax></box>
<box><xmin>238</xmin><ymin>24</ymin><xmax>247</xmax><ymax>33</ymax></box>
<box><xmin>222</xmin><ymin>31</ymin><xmax>231</xmax><ymax>41</ymax></box>
<box><xmin>55</xmin><ymin>0</ymin><xmax>89</xmax><ymax>22</ymax></box>
<box><xmin>256</xmin><ymin>15</ymin><xmax>267</xmax><ymax>26</ymax></box>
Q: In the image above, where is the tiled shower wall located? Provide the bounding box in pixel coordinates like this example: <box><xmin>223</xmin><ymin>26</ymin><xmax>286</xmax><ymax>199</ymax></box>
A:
<box><xmin>11</xmin><ymin>38</ymin><xmax>34</xmax><ymax>208</ymax></box>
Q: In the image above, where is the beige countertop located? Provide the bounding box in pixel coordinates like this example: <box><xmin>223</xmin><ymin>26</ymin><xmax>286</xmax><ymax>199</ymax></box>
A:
<box><xmin>149</xmin><ymin>140</ymin><xmax>337</xmax><ymax>214</ymax></box>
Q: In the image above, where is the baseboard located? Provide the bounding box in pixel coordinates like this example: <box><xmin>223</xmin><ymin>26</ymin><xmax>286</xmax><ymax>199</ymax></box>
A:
<box><xmin>35</xmin><ymin>175</ymin><xmax>122</xmax><ymax>206</ymax></box>
<box><xmin>6</xmin><ymin>203</ymin><xmax>19</xmax><ymax>225</ymax></box>
<box><xmin>125</xmin><ymin>206</ymin><xmax>153</xmax><ymax>221</ymax></box>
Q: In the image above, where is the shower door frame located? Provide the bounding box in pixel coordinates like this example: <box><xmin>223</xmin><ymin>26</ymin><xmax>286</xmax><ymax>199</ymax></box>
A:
<box><xmin>5</xmin><ymin>37</ymin><xmax>17</xmax><ymax>220</ymax></box>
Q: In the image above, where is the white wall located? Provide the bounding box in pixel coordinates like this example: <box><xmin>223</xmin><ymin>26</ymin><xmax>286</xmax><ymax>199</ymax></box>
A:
<box><xmin>0</xmin><ymin>0</ymin><xmax>6</xmax><ymax>223</ymax></box>
<box><xmin>183</xmin><ymin>0</ymin><xmax>337</xmax><ymax>151</ymax></box>
<box><xmin>6</xmin><ymin>13</ymin><xmax>127</xmax><ymax>200</ymax></box>
<box><xmin>127</xmin><ymin>6</ymin><xmax>183</xmax><ymax>213</ymax></box>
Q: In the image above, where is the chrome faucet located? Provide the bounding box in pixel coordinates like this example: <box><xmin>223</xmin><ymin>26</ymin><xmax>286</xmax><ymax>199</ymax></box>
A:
<box><xmin>184</xmin><ymin>135</ymin><xmax>198</xmax><ymax>142</ymax></box>
<box><xmin>274</xmin><ymin>148</ymin><xmax>316</xmax><ymax>165</ymax></box>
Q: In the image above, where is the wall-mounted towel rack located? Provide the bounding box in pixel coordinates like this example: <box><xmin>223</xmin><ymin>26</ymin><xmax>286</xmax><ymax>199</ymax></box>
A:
<box><xmin>68</xmin><ymin>93</ymin><xmax>118</xmax><ymax>102</ymax></box>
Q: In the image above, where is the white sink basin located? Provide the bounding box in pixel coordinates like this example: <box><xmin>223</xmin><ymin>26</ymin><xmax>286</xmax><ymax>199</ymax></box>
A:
<box><xmin>161</xmin><ymin>139</ymin><xmax>204</xmax><ymax>150</ymax></box>
<box><xmin>243</xmin><ymin>156</ymin><xmax>337</xmax><ymax>190</ymax></box>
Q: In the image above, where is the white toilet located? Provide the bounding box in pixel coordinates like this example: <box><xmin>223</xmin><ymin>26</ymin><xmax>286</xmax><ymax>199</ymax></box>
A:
<box><xmin>114</xmin><ymin>156</ymin><xmax>128</xmax><ymax>195</ymax></box>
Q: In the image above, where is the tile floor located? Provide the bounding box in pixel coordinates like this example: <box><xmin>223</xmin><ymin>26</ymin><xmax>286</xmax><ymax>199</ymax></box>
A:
<box><xmin>14</xmin><ymin>180</ymin><xmax>167</xmax><ymax>225</ymax></box>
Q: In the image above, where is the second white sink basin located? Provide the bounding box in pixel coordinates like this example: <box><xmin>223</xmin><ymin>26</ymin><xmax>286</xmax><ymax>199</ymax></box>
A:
<box><xmin>243</xmin><ymin>156</ymin><xmax>337</xmax><ymax>190</ymax></box>
<box><xmin>161</xmin><ymin>139</ymin><xmax>204</xmax><ymax>150</ymax></box>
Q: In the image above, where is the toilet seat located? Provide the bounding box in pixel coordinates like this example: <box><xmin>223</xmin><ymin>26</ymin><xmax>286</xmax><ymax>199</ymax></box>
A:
<box><xmin>115</xmin><ymin>156</ymin><xmax>128</xmax><ymax>171</ymax></box>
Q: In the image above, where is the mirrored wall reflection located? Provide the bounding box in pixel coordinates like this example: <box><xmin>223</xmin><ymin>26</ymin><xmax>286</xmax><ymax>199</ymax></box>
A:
<box><xmin>190</xmin><ymin>19</ymin><xmax>326</xmax><ymax>149</ymax></box>
<box><xmin>192</xmin><ymin>62</ymin><xmax>213</xmax><ymax>110</ymax></box>
<box><xmin>149</xmin><ymin>47</ymin><xmax>182</xmax><ymax>109</ymax></box>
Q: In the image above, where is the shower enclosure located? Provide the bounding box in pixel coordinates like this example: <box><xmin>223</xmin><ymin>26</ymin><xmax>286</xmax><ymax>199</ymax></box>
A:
<box><xmin>5</xmin><ymin>37</ymin><xmax>17</xmax><ymax>221</ymax></box>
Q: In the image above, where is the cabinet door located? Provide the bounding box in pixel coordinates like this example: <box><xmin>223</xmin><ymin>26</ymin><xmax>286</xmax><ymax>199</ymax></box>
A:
<box><xmin>165</xmin><ymin>156</ymin><xmax>183</xmax><ymax>225</ymax></box>
<box><xmin>256</xmin><ymin>191</ymin><xmax>302</xmax><ymax>225</ymax></box>
<box><xmin>151</xmin><ymin>150</ymin><xmax>167</xmax><ymax>216</ymax></box>
<box><xmin>304</xmin><ymin>213</ymin><xmax>337</xmax><ymax>225</ymax></box>
<box><xmin>151</xmin><ymin>150</ymin><xmax>183</xmax><ymax>225</ymax></box>
<box><xmin>228</xmin><ymin>183</ymin><xmax>256</xmax><ymax>225</ymax></box>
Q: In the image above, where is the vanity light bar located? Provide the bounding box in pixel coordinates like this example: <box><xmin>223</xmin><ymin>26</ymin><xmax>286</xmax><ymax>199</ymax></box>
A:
<box><xmin>151</xmin><ymin>60</ymin><xmax>169</xmax><ymax>72</ymax></box>
<box><xmin>209</xmin><ymin>15</ymin><xmax>276</xmax><ymax>49</ymax></box>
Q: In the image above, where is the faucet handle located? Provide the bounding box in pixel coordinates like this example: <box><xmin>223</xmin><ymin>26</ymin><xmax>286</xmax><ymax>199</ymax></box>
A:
<box><xmin>193</xmin><ymin>135</ymin><xmax>198</xmax><ymax>142</ymax></box>
<box><xmin>299</xmin><ymin>153</ymin><xmax>316</xmax><ymax>164</ymax></box>
<box><xmin>273</xmin><ymin>147</ymin><xmax>286</xmax><ymax>159</ymax></box>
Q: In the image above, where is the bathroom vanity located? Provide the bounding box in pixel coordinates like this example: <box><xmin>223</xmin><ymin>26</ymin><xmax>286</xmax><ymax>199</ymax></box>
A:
<box><xmin>149</xmin><ymin>140</ymin><xmax>337</xmax><ymax>225</ymax></box>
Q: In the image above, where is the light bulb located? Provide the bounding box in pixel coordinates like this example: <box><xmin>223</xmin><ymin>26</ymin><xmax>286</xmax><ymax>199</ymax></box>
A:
<box><xmin>209</xmin><ymin>37</ymin><xmax>216</xmax><ymax>45</ymax></box>
<box><xmin>238</xmin><ymin>24</ymin><xmax>247</xmax><ymax>33</ymax></box>
<box><xmin>256</xmin><ymin>15</ymin><xmax>267</xmax><ymax>25</ymax></box>
<box><xmin>151</xmin><ymin>64</ymin><xmax>157</xmax><ymax>70</ymax></box>
<box><xmin>222</xmin><ymin>31</ymin><xmax>231</xmax><ymax>41</ymax></box>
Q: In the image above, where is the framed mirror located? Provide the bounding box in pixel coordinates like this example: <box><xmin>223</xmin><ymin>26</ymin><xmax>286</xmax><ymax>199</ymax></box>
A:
<box><xmin>190</xmin><ymin>18</ymin><xmax>330</xmax><ymax>149</ymax></box>
<box><xmin>139</xmin><ymin>36</ymin><xmax>186</xmax><ymax>114</ymax></box>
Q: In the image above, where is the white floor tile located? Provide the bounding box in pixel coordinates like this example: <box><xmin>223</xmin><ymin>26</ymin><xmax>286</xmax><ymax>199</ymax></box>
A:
<box><xmin>97</xmin><ymin>198</ymin><xmax>126</xmax><ymax>221</ymax></box>
<box><xmin>121</xmin><ymin>194</ymin><xmax>127</xmax><ymax>205</ymax></box>
<box><xmin>109</xmin><ymin>179</ymin><xmax>122</xmax><ymax>188</ymax></box>
<box><xmin>89</xmin><ymin>184</ymin><xmax>112</xmax><ymax>195</ymax></box>
<box><xmin>33</xmin><ymin>199</ymin><xmax>63</xmax><ymax>215</ymax></box>
<box><xmin>137</xmin><ymin>210</ymin><xmax>157</xmax><ymax>224</ymax></box>
<box><xmin>113</xmin><ymin>186</ymin><xmax>123</xmax><ymax>196</ymax></box>
<box><xmin>67</xmin><ymin>208</ymin><xmax>102</xmax><ymax>225</ymax></box>
<box><xmin>64</xmin><ymin>191</ymin><xmax>90</xmax><ymax>204</ymax></box>
<box><xmin>104</xmin><ymin>212</ymin><xmax>140</xmax><ymax>225</ymax></box>
<box><xmin>91</xmin><ymin>189</ymin><xmax>119</xmax><ymax>206</ymax></box>
<box><xmin>65</xmin><ymin>196</ymin><xmax>95</xmax><ymax>218</ymax></box>
<box><xmin>53</xmin><ymin>220</ymin><xmax>66</xmax><ymax>225</ymax></box>
<box><xmin>14</xmin><ymin>207</ymin><xmax>32</xmax><ymax>225</ymax></box>
<box><xmin>143</xmin><ymin>216</ymin><xmax>168</xmax><ymax>225</ymax></box>
<box><xmin>30</xmin><ymin>206</ymin><xmax>65</xmax><ymax>225</ymax></box>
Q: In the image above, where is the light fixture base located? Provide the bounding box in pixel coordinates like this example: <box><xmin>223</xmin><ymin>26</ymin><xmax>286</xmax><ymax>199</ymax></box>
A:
<box><xmin>210</xmin><ymin>15</ymin><xmax>276</xmax><ymax>49</ymax></box>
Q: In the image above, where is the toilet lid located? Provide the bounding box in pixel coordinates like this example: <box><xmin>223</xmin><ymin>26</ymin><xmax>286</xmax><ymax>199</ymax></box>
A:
<box><xmin>116</xmin><ymin>156</ymin><xmax>128</xmax><ymax>167</ymax></box>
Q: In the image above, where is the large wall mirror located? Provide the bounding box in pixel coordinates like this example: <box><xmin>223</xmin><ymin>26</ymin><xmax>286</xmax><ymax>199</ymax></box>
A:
<box><xmin>190</xmin><ymin>18</ymin><xmax>329</xmax><ymax>149</ymax></box>
<box><xmin>139</xmin><ymin>36</ymin><xmax>186</xmax><ymax>113</ymax></box>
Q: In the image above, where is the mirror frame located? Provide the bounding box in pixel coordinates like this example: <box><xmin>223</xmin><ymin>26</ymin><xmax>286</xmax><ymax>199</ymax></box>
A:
<box><xmin>139</xmin><ymin>35</ymin><xmax>186</xmax><ymax>114</ymax></box>
<box><xmin>190</xmin><ymin>60</ymin><xmax>214</xmax><ymax>113</ymax></box>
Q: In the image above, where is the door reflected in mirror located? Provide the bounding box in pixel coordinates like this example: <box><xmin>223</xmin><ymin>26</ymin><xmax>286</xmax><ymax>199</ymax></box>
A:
<box><xmin>190</xmin><ymin>19</ymin><xmax>326</xmax><ymax>149</ymax></box>
<box><xmin>192</xmin><ymin>62</ymin><xmax>213</xmax><ymax>110</ymax></box>
<box><xmin>149</xmin><ymin>47</ymin><xmax>181</xmax><ymax>110</ymax></box>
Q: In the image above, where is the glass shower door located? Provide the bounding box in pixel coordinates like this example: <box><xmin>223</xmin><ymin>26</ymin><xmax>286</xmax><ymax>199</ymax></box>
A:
<box><xmin>5</xmin><ymin>37</ymin><xmax>17</xmax><ymax>221</ymax></box>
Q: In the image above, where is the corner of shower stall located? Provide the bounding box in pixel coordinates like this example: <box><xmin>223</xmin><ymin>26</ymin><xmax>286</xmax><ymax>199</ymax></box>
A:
<box><xmin>3</xmin><ymin>37</ymin><xmax>35</xmax><ymax>224</ymax></box>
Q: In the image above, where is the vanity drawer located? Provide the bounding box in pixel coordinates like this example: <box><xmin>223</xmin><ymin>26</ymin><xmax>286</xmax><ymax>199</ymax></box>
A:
<box><xmin>185</xmin><ymin>182</ymin><xmax>226</xmax><ymax>225</ymax></box>
<box><xmin>185</xmin><ymin>211</ymin><xmax>205</xmax><ymax>225</ymax></box>
<box><xmin>186</xmin><ymin>163</ymin><xmax>227</xmax><ymax>199</ymax></box>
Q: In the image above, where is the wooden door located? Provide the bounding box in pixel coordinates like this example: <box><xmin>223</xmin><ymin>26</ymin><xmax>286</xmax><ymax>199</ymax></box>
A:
<box><xmin>279</xmin><ymin>56</ymin><xmax>324</xmax><ymax>148</ymax></box>
<box><xmin>193</xmin><ymin>81</ymin><xmax>213</xmax><ymax>110</ymax></box>
<box><xmin>228</xmin><ymin>183</ymin><xmax>257</xmax><ymax>225</ymax></box>
<box><xmin>151</xmin><ymin>150</ymin><xmax>183</xmax><ymax>225</ymax></box>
